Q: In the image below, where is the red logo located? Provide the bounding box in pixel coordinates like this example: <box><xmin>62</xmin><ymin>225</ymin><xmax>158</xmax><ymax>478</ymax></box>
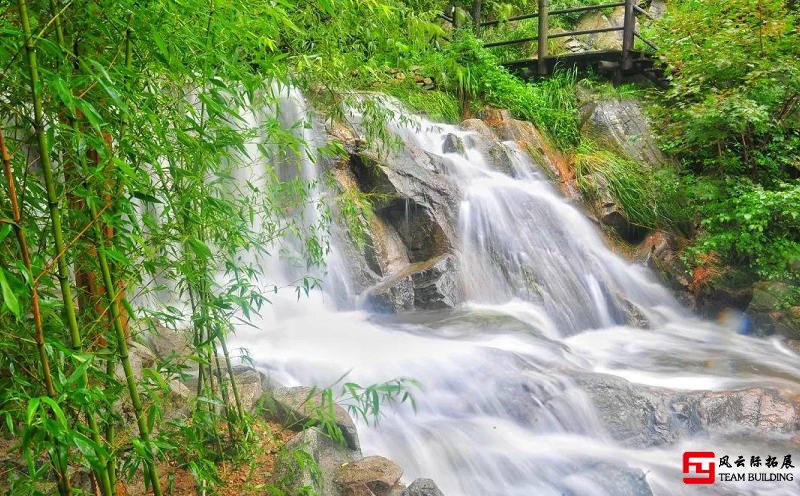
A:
<box><xmin>683</xmin><ymin>451</ymin><xmax>716</xmax><ymax>484</ymax></box>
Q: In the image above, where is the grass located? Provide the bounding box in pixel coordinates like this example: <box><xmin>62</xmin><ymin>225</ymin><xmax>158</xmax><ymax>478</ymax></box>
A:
<box><xmin>574</xmin><ymin>141</ymin><xmax>687</xmax><ymax>230</ymax></box>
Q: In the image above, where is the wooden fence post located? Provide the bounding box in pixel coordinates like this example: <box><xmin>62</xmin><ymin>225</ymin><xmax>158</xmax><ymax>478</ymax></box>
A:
<box><xmin>537</xmin><ymin>0</ymin><xmax>548</xmax><ymax>75</ymax></box>
<box><xmin>622</xmin><ymin>0</ymin><xmax>635</xmax><ymax>71</ymax></box>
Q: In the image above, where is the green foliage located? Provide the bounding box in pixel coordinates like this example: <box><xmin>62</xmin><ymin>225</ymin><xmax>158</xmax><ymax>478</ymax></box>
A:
<box><xmin>649</xmin><ymin>0</ymin><xmax>800</xmax><ymax>179</ymax></box>
<box><xmin>448</xmin><ymin>32</ymin><xmax>580</xmax><ymax>147</ymax></box>
<box><xmin>574</xmin><ymin>143</ymin><xmax>688</xmax><ymax>229</ymax></box>
<box><xmin>686</xmin><ymin>178</ymin><xmax>800</xmax><ymax>282</ymax></box>
<box><xmin>642</xmin><ymin>0</ymin><xmax>800</xmax><ymax>283</ymax></box>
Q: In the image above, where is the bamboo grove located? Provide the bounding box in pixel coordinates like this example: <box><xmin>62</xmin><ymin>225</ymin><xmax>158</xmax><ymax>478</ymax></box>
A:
<box><xmin>0</xmin><ymin>1</ymin><xmax>336</xmax><ymax>494</ymax></box>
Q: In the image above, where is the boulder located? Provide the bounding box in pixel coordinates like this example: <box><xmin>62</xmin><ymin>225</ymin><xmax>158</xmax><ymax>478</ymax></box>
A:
<box><xmin>273</xmin><ymin>427</ymin><xmax>359</xmax><ymax>496</ymax></box>
<box><xmin>477</xmin><ymin>107</ymin><xmax>512</xmax><ymax>126</ymax></box>
<box><xmin>576</xmin><ymin>373</ymin><xmax>800</xmax><ymax>448</ymax></box>
<box><xmin>410</xmin><ymin>255</ymin><xmax>463</xmax><ymax>310</ymax></box>
<box><xmin>262</xmin><ymin>386</ymin><xmax>360</xmax><ymax>451</ymax></box>
<box><xmin>458</xmin><ymin>119</ymin><xmax>496</xmax><ymax>140</ymax></box>
<box><xmin>401</xmin><ymin>479</ymin><xmax>445</xmax><ymax>496</ymax></box>
<box><xmin>563</xmin><ymin>463</ymin><xmax>652</xmax><ymax>496</ymax></box>
<box><xmin>585</xmin><ymin>173</ymin><xmax>630</xmax><ymax>236</ymax></box>
<box><xmin>747</xmin><ymin>281</ymin><xmax>800</xmax><ymax>338</ymax></box>
<box><xmin>477</xmin><ymin>110</ymin><xmax>574</xmax><ymax>190</ymax></box>
<box><xmin>366</xmin><ymin>254</ymin><xmax>463</xmax><ymax>312</ymax></box>
<box><xmin>577</xmin><ymin>84</ymin><xmax>667</xmax><ymax>167</ymax></box>
<box><xmin>441</xmin><ymin>134</ymin><xmax>465</xmax><ymax>156</ymax></box>
<box><xmin>232</xmin><ymin>366</ymin><xmax>264</xmax><ymax>413</ymax></box>
<box><xmin>351</xmin><ymin>149</ymin><xmax>459</xmax><ymax>253</ymax></box>
<box><xmin>575</xmin><ymin>7</ymin><xmax>625</xmax><ymax>51</ymax></box>
<box><xmin>366</xmin><ymin>273</ymin><xmax>415</xmax><ymax>313</ymax></box>
<box><xmin>335</xmin><ymin>456</ymin><xmax>403</xmax><ymax>496</ymax></box>
<box><xmin>146</xmin><ymin>324</ymin><xmax>194</xmax><ymax>361</ymax></box>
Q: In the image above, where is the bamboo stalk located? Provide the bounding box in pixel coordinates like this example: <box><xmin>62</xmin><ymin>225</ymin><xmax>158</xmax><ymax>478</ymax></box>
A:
<box><xmin>0</xmin><ymin>124</ymin><xmax>73</xmax><ymax>496</ymax></box>
<box><xmin>14</xmin><ymin>2</ymin><xmax>113</xmax><ymax>495</ymax></box>
<box><xmin>219</xmin><ymin>330</ymin><xmax>245</xmax><ymax>424</ymax></box>
<box><xmin>72</xmin><ymin>122</ymin><xmax>162</xmax><ymax>496</ymax></box>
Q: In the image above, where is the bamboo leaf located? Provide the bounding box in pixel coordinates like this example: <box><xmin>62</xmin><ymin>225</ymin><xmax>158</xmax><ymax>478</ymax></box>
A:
<box><xmin>0</xmin><ymin>268</ymin><xmax>21</xmax><ymax>320</ymax></box>
<box><xmin>25</xmin><ymin>397</ymin><xmax>40</xmax><ymax>426</ymax></box>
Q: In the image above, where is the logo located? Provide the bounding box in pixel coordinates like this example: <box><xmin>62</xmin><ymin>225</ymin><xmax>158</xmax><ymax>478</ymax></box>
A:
<box><xmin>682</xmin><ymin>452</ymin><xmax>795</xmax><ymax>484</ymax></box>
<box><xmin>683</xmin><ymin>451</ymin><xmax>716</xmax><ymax>484</ymax></box>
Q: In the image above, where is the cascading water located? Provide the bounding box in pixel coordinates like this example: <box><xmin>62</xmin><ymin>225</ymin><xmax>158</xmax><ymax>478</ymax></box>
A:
<box><xmin>227</xmin><ymin>93</ymin><xmax>800</xmax><ymax>495</ymax></box>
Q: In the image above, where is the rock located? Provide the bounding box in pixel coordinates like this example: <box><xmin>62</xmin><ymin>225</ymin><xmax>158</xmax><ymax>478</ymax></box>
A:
<box><xmin>370</xmin><ymin>214</ymin><xmax>411</xmax><ymax>276</ymax></box>
<box><xmin>423</xmin><ymin>77</ymin><xmax>433</xmax><ymax>85</ymax></box>
<box><xmin>351</xmin><ymin>149</ymin><xmax>459</xmax><ymax>256</ymax></box>
<box><xmin>747</xmin><ymin>281</ymin><xmax>800</xmax><ymax>338</ymax></box>
<box><xmin>648</xmin><ymin>0</ymin><xmax>667</xmax><ymax>18</ymax></box>
<box><xmin>576</xmin><ymin>373</ymin><xmax>800</xmax><ymax>447</ymax></box>
<box><xmin>460</xmin><ymin>131</ymin><xmax>516</xmax><ymax>176</ymax></box>
<box><xmin>478</xmin><ymin>112</ymin><xmax>573</xmax><ymax>187</ymax></box>
<box><xmin>634</xmin><ymin>231</ymin><xmax>690</xmax><ymax>298</ymax></box>
<box><xmin>585</xmin><ymin>173</ymin><xmax>631</xmax><ymax>237</ymax></box>
<box><xmin>262</xmin><ymin>386</ymin><xmax>360</xmax><ymax>451</ymax></box>
<box><xmin>233</xmin><ymin>366</ymin><xmax>264</xmax><ymax>413</ymax></box>
<box><xmin>458</xmin><ymin>119</ymin><xmax>496</xmax><ymax>140</ymax></box>
<box><xmin>575</xmin><ymin>8</ymin><xmax>624</xmax><ymax>51</ymax></box>
<box><xmin>564</xmin><ymin>463</ymin><xmax>652</xmax><ymax>496</ymax></box>
<box><xmin>401</xmin><ymin>479</ymin><xmax>445</xmax><ymax>496</ymax></box>
<box><xmin>336</xmin><ymin>456</ymin><xmax>403</xmax><ymax>496</ymax></box>
<box><xmin>366</xmin><ymin>254</ymin><xmax>463</xmax><ymax>312</ymax></box>
<box><xmin>146</xmin><ymin>324</ymin><xmax>193</xmax><ymax>360</ymax></box>
<box><xmin>441</xmin><ymin>133</ymin><xmax>465</xmax><ymax>156</ymax></box>
<box><xmin>366</xmin><ymin>273</ymin><xmax>415</xmax><ymax>312</ymax></box>
<box><xmin>273</xmin><ymin>427</ymin><xmax>359</xmax><ymax>496</ymax></box>
<box><xmin>410</xmin><ymin>255</ymin><xmax>462</xmax><ymax>310</ymax></box>
<box><xmin>577</xmin><ymin>84</ymin><xmax>667</xmax><ymax>167</ymax></box>
<box><xmin>477</xmin><ymin>107</ymin><xmax>512</xmax><ymax>126</ymax></box>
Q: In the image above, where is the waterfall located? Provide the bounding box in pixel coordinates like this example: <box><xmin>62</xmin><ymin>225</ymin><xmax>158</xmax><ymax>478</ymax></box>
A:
<box><xmin>224</xmin><ymin>94</ymin><xmax>800</xmax><ymax>496</ymax></box>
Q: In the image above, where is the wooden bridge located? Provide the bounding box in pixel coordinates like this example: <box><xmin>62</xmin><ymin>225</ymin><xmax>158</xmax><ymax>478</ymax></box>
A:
<box><xmin>443</xmin><ymin>0</ymin><xmax>663</xmax><ymax>85</ymax></box>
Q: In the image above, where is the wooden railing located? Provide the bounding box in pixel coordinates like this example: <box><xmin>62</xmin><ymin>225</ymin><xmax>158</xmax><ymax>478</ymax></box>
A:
<box><xmin>448</xmin><ymin>0</ymin><xmax>658</xmax><ymax>76</ymax></box>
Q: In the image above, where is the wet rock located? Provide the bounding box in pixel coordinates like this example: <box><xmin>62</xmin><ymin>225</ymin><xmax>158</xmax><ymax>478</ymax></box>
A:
<box><xmin>273</xmin><ymin>427</ymin><xmax>359</xmax><ymax>496</ymax></box>
<box><xmin>262</xmin><ymin>386</ymin><xmax>360</xmax><ymax>451</ymax></box>
<box><xmin>577</xmin><ymin>84</ymin><xmax>666</xmax><ymax>167</ymax></box>
<box><xmin>367</xmin><ymin>255</ymin><xmax>463</xmax><ymax>312</ymax></box>
<box><xmin>747</xmin><ymin>281</ymin><xmax>800</xmax><ymax>338</ymax></box>
<box><xmin>411</xmin><ymin>254</ymin><xmax>463</xmax><ymax>310</ymax></box>
<box><xmin>441</xmin><ymin>133</ymin><xmax>465</xmax><ymax>156</ymax></box>
<box><xmin>370</xmin><ymin>214</ymin><xmax>411</xmax><ymax>276</ymax></box>
<box><xmin>576</xmin><ymin>373</ymin><xmax>800</xmax><ymax>447</ymax></box>
<box><xmin>461</xmin><ymin>132</ymin><xmax>516</xmax><ymax>176</ymax></box>
<box><xmin>401</xmin><ymin>478</ymin><xmax>445</xmax><ymax>496</ymax></box>
<box><xmin>328</xmin><ymin>164</ymin><xmax>384</xmax><ymax>294</ymax></box>
<box><xmin>585</xmin><ymin>173</ymin><xmax>630</xmax><ymax>235</ymax></box>
<box><xmin>635</xmin><ymin>231</ymin><xmax>691</xmax><ymax>301</ymax></box>
<box><xmin>336</xmin><ymin>456</ymin><xmax>403</xmax><ymax>496</ymax></box>
<box><xmin>367</xmin><ymin>273</ymin><xmax>415</xmax><ymax>312</ymax></box>
<box><xmin>351</xmin><ymin>149</ymin><xmax>459</xmax><ymax>253</ymax></box>
<box><xmin>478</xmin><ymin>112</ymin><xmax>573</xmax><ymax>188</ymax></box>
<box><xmin>458</xmin><ymin>118</ymin><xmax>497</xmax><ymax>140</ymax></box>
<box><xmin>564</xmin><ymin>463</ymin><xmax>652</xmax><ymax>496</ymax></box>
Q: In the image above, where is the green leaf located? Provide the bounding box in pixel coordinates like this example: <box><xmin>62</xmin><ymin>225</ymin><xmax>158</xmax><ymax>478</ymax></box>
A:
<box><xmin>0</xmin><ymin>268</ymin><xmax>21</xmax><ymax>320</ymax></box>
<box><xmin>187</xmin><ymin>238</ymin><xmax>212</xmax><ymax>260</ymax></box>
<box><xmin>26</xmin><ymin>397</ymin><xmax>40</xmax><ymax>426</ymax></box>
<box><xmin>0</xmin><ymin>224</ymin><xmax>11</xmax><ymax>244</ymax></box>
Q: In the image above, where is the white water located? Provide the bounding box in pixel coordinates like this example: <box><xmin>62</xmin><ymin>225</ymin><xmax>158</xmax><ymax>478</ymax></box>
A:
<box><xmin>223</xmin><ymin>92</ymin><xmax>800</xmax><ymax>495</ymax></box>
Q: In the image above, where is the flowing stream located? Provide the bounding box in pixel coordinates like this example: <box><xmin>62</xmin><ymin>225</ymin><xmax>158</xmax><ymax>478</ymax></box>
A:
<box><xmin>226</xmin><ymin>90</ymin><xmax>800</xmax><ymax>495</ymax></box>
